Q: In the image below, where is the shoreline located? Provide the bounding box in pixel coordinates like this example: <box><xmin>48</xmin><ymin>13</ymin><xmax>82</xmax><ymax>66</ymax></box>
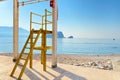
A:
<box><xmin>0</xmin><ymin>55</ymin><xmax>120</xmax><ymax>80</ymax></box>
<box><xmin>1</xmin><ymin>52</ymin><xmax>120</xmax><ymax>56</ymax></box>
<box><xmin>0</xmin><ymin>53</ymin><xmax>120</xmax><ymax>71</ymax></box>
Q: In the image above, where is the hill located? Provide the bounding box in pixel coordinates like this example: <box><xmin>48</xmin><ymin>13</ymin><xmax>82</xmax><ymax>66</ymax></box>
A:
<box><xmin>0</xmin><ymin>26</ymin><xmax>29</xmax><ymax>37</ymax></box>
<box><xmin>0</xmin><ymin>26</ymin><xmax>64</xmax><ymax>38</ymax></box>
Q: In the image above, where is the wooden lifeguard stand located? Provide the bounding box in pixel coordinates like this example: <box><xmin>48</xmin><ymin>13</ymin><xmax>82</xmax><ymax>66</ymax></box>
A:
<box><xmin>10</xmin><ymin>9</ymin><xmax>53</xmax><ymax>79</ymax></box>
<box><xmin>13</xmin><ymin>0</ymin><xmax>57</xmax><ymax>67</ymax></box>
<box><xmin>10</xmin><ymin>0</ymin><xmax>58</xmax><ymax>79</ymax></box>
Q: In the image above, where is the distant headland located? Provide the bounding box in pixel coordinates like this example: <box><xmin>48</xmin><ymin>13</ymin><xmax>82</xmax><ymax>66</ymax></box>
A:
<box><xmin>0</xmin><ymin>26</ymin><xmax>73</xmax><ymax>38</ymax></box>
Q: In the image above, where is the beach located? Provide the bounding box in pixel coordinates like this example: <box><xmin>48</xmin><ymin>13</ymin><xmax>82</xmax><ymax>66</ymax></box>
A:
<box><xmin>0</xmin><ymin>53</ymin><xmax>120</xmax><ymax>80</ymax></box>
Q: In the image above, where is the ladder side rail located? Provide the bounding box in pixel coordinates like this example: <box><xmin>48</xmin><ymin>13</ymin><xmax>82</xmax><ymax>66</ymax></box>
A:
<box><xmin>21</xmin><ymin>34</ymin><xmax>31</xmax><ymax>54</ymax></box>
<box><xmin>18</xmin><ymin>48</ymin><xmax>33</xmax><ymax>79</ymax></box>
<box><xmin>41</xmin><ymin>15</ymin><xmax>44</xmax><ymax>65</ymax></box>
<box><xmin>10</xmin><ymin>33</ymin><xmax>31</xmax><ymax>76</ymax></box>
<box><xmin>30</xmin><ymin>29</ymin><xmax>34</xmax><ymax>68</ymax></box>
<box><xmin>33</xmin><ymin>29</ymin><xmax>43</xmax><ymax>44</ymax></box>
<box><xmin>18</xmin><ymin>29</ymin><xmax>42</xmax><ymax>79</ymax></box>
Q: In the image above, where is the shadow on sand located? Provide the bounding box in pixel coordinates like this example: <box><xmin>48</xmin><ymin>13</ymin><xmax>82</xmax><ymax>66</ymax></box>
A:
<box><xmin>12</xmin><ymin>65</ymin><xmax>87</xmax><ymax>80</ymax></box>
<box><xmin>47</xmin><ymin>66</ymin><xmax>87</xmax><ymax>80</ymax></box>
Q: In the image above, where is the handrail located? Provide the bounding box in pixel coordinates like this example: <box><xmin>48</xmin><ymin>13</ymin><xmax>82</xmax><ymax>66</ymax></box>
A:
<box><xmin>32</xmin><ymin>12</ymin><xmax>42</xmax><ymax>17</ymax></box>
<box><xmin>30</xmin><ymin>12</ymin><xmax>43</xmax><ymax>31</ymax></box>
<box><xmin>45</xmin><ymin>9</ymin><xmax>47</xmax><ymax>30</ymax></box>
<box><xmin>30</xmin><ymin>9</ymin><xmax>52</xmax><ymax>31</ymax></box>
<box><xmin>43</xmin><ymin>14</ymin><xmax>52</xmax><ymax>17</ymax></box>
<box><xmin>46</xmin><ymin>9</ymin><xmax>52</xmax><ymax>13</ymax></box>
<box><xmin>46</xmin><ymin>20</ymin><xmax>52</xmax><ymax>24</ymax></box>
<box><xmin>32</xmin><ymin>21</ymin><xmax>42</xmax><ymax>25</ymax></box>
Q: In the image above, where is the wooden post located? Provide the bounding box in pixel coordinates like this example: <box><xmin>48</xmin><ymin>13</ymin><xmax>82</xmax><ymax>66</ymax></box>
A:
<box><xmin>52</xmin><ymin>0</ymin><xmax>57</xmax><ymax>68</ymax></box>
<box><xmin>30</xmin><ymin>12</ymin><xmax>32</xmax><ymax>68</ymax></box>
<box><xmin>13</xmin><ymin>0</ymin><xmax>19</xmax><ymax>62</ymax></box>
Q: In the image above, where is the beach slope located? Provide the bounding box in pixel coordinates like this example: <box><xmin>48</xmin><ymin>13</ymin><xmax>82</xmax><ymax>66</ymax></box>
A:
<box><xmin>0</xmin><ymin>55</ymin><xmax>120</xmax><ymax>80</ymax></box>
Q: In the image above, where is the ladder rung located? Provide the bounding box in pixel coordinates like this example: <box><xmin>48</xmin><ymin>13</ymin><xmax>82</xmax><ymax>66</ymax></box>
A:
<box><xmin>46</xmin><ymin>46</ymin><xmax>52</xmax><ymax>50</ymax></box>
<box><xmin>26</xmin><ymin>47</ymin><xmax>30</xmax><ymax>49</ymax></box>
<box><xmin>33</xmin><ymin>30</ymin><xmax>41</xmax><ymax>34</ymax></box>
<box><xmin>34</xmin><ymin>46</ymin><xmax>52</xmax><ymax>50</ymax></box>
<box><xmin>28</xmin><ymin>42</ymin><xmax>34</xmax><ymax>45</ymax></box>
<box><xmin>20</xmin><ymin>58</ymin><xmax>26</xmax><ymax>60</ymax></box>
<box><xmin>45</xmin><ymin>30</ymin><xmax>52</xmax><ymax>34</ymax></box>
<box><xmin>18</xmin><ymin>63</ymin><xmax>24</xmax><ymax>67</ymax></box>
<box><xmin>24</xmin><ymin>53</ymin><xmax>29</xmax><ymax>55</ymax></box>
<box><xmin>34</xmin><ymin>46</ymin><xmax>44</xmax><ymax>50</ymax></box>
<box><xmin>33</xmin><ymin>37</ymin><xmax>36</xmax><ymax>39</ymax></box>
<box><xmin>28</xmin><ymin>42</ymin><xmax>31</xmax><ymax>43</ymax></box>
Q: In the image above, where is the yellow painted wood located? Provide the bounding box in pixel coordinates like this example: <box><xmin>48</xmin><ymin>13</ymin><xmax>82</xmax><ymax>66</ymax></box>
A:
<box><xmin>30</xmin><ymin>12</ymin><xmax>32</xmax><ymax>31</ymax></box>
<box><xmin>10</xmin><ymin>33</ymin><xmax>31</xmax><ymax>77</ymax></box>
<box><xmin>11</xmin><ymin>29</ymin><xmax>43</xmax><ymax>79</ymax></box>
<box><xmin>30</xmin><ymin>30</ymin><xmax>33</xmax><ymax>68</ymax></box>
<box><xmin>42</xmin><ymin>32</ymin><xmax>46</xmax><ymax>71</ymax></box>
<box><xmin>41</xmin><ymin>34</ymin><xmax>44</xmax><ymax>64</ymax></box>
<box><xmin>33</xmin><ymin>30</ymin><xmax>52</xmax><ymax>34</ymax></box>
<box><xmin>32</xmin><ymin>21</ymin><xmax>42</xmax><ymax>25</ymax></box>
<box><xmin>31</xmin><ymin>12</ymin><xmax>42</xmax><ymax>17</ymax></box>
<box><xmin>34</xmin><ymin>46</ymin><xmax>52</xmax><ymax>50</ymax></box>
<box><xmin>18</xmin><ymin>29</ymin><xmax>43</xmax><ymax>79</ymax></box>
<box><xmin>11</xmin><ymin>9</ymin><xmax>53</xmax><ymax>79</ymax></box>
<box><xmin>45</xmin><ymin>30</ymin><xmax>52</xmax><ymax>34</ymax></box>
<box><xmin>20</xmin><ymin>58</ymin><xmax>26</xmax><ymax>60</ymax></box>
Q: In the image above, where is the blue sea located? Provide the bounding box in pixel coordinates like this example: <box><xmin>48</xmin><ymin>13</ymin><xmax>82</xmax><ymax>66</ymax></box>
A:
<box><xmin>0</xmin><ymin>35</ymin><xmax>120</xmax><ymax>54</ymax></box>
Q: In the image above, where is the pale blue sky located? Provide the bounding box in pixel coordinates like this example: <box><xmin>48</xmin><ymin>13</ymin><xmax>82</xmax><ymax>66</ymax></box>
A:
<box><xmin>0</xmin><ymin>0</ymin><xmax>120</xmax><ymax>39</ymax></box>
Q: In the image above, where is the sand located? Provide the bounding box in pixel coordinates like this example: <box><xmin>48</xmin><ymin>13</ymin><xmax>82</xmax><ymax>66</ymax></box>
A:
<box><xmin>0</xmin><ymin>53</ymin><xmax>120</xmax><ymax>80</ymax></box>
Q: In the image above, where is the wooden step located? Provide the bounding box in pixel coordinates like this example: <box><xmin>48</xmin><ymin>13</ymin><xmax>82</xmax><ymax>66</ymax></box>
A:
<box><xmin>34</xmin><ymin>46</ymin><xmax>52</xmax><ymax>50</ymax></box>
<box><xmin>33</xmin><ymin>30</ymin><xmax>52</xmax><ymax>34</ymax></box>
<box><xmin>18</xmin><ymin>63</ymin><xmax>24</xmax><ymax>67</ymax></box>
<box><xmin>28</xmin><ymin>42</ymin><xmax>31</xmax><ymax>44</ymax></box>
<box><xmin>24</xmin><ymin>53</ymin><xmax>29</xmax><ymax>55</ymax></box>
<box><xmin>33</xmin><ymin>30</ymin><xmax>41</xmax><ymax>34</ymax></box>
<box><xmin>45</xmin><ymin>30</ymin><xmax>52</xmax><ymax>34</ymax></box>
<box><xmin>25</xmin><ymin>47</ymin><xmax>30</xmax><ymax>49</ymax></box>
<box><xmin>33</xmin><ymin>37</ymin><xmax>36</xmax><ymax>39</ymax></box>
<box><xmin>20</xmin><ymin>58</ymin><xmax>26</xmax><ymax>60</ymax></box>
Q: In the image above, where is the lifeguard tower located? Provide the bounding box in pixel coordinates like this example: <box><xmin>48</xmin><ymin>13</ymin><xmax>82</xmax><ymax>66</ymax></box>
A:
<box><xmin>10</xmin><ymin>0</ymin><xmax>58</xmax><ymax>79</ymax></box>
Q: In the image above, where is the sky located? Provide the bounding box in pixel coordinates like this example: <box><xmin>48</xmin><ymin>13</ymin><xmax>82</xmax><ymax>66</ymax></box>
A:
<box><xmin>0</xmin><ymin>0</ymin><xmax>120</xmax><ymax>39</ymax></box>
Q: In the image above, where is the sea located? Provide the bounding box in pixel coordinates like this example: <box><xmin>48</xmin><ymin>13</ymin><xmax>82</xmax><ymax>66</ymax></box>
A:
<box><xmin>0</xmin><ymin>35</ymin><xmax>120</xmax><ymax>54</ymax></box>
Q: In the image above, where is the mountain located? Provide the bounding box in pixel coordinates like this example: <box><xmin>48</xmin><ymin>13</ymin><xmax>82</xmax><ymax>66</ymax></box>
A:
<box><xmin>0</xmin><ymin>26</ymin><xmax>29</xmax><ymax>37</ymax></box>
<box><xmin>57</xmin><ymin>31</ymin><xmax>64</xmax><ymax>38</ymax></box>
<box><xmin>0</xmin><ymin>26</ymin><xmax>28</xmax><ymax>33</ymax></box>
<box><xmin>68</xmin><ymin>36</ymin><xmax>73</xmax><ymax>38</ymax></box>
<box><xmin>0</xmin><ymin>26</ymin><xmax>64</xmax><ymax>38</ymax></box>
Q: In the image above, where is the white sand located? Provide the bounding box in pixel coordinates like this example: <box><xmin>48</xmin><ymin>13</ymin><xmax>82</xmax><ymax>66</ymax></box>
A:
<box><xmin>0</xmin><ymin>55</ymin><xmax>120</xmax><ymax>80</ymax></box>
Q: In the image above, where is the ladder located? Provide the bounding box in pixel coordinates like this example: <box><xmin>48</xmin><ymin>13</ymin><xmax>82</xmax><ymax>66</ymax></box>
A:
<box><xmin>10</xmin><ymin>9</ymin><xmax>52</xmax><ymax>80</ymax></box>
